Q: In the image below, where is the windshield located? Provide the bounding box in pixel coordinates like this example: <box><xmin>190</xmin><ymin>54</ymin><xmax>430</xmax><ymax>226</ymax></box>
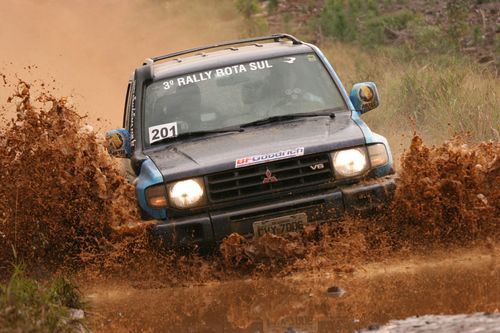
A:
<box><xmin>144</xmin><ymin>53</ymin><xmax>347</xmax><ymax>145</ymax></box>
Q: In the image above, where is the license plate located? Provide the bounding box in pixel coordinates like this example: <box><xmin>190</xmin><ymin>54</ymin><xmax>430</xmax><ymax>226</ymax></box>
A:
<box><xmin>253</xmin><ymin>213</ymin><xmax>307</xmax><ymax>238</ymax></box>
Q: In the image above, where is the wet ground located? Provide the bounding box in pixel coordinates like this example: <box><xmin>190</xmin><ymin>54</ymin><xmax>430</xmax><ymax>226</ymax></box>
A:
<box><xmin>86</xmin><ymin>248</ymin><xmax>499</xmax><ymax>332</ymax></box>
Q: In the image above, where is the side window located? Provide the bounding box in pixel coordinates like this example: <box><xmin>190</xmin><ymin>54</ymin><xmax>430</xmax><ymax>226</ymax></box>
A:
<box><xmin>123</xmin><ymin>82</ymin><xmax>133</xmax><ymax>130</ymax></box>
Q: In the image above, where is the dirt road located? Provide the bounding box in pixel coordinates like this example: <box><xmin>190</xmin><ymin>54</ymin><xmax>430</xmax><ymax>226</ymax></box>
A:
<box><xmin>86</xmin><ymin>247</ymin><xmax>499</xmax><ymax>332</ymax></box>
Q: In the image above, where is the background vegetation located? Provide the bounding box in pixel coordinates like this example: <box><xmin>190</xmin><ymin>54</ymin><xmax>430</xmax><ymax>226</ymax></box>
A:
<box><xmin>0</xmin><ymin>265</ymin><xmax>86</xmax><ymax>332</ymax></box>
<box><xmin>236</xmin><ymin>0</ymin><xmax>499</xmax><ymax>153</ymax></box>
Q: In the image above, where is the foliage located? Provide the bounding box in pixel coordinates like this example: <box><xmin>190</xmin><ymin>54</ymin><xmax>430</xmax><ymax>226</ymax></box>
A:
<box><xmin>0</xmin><ymin>265</ymin><xmax>86</xmax><ymax>333</ymax></box>
<box><xmin>325</xmin><ymin>42</ymin><xmax>499</xmax><ymax>149</ymax></box>
<box><xmin>445</xmin><ymin>0</ymin><xmax>471</xmax><ymax>41</ymax></box>
<box><xmin>317</xmin><ymin>0</ymin><xmax>378</xmax><ymax>42</ymax></box>
<box><xmin>316</xmin><ymin>0</ymin><xmax>419</xmax><ymax>45</ymax></box>
<box><xmin>235</xmin><ymin>0</ymin><xmax>259</xmax><ymax>18</ymax></box>
<box><xmin>315</xmin><ymin>0</ymin><xmax>486</xmax><ymax>56</ymax></box>
<box><xmin>232</xmin><ymin>0</ymin><xmax>499</xmax><ymax>146</ymax></box>
<box><xmin>234</xmin><ymin>0</ymin><xmax>268</xmax><ymax>35</ymax></box>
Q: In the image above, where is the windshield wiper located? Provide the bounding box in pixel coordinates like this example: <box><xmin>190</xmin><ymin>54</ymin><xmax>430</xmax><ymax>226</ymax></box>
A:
<box><xmin>240</xmin><ymin>109</ymin><xmax>337</xmax><ymax>128</ymax></box>
<box><xmin>151</xmin><ymin>126</ymin><xmax>243</xmax><ymax>146</ymax></box>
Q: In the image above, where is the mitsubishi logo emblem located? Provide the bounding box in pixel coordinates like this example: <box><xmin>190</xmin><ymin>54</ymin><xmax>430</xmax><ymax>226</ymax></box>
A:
<box><xmin>262</xmin><ymin>168</ymin><xmax>278</xmax><ymax>184</ymax></box>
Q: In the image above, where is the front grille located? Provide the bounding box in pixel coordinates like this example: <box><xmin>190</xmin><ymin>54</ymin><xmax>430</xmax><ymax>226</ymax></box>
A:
<box><xmin>206</xmin><ymin>154</ymin><xmax>333</xmax><ymax>203</ymax></box>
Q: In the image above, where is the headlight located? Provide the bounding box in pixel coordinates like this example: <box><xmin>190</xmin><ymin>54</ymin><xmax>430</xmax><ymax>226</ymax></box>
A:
<box><xmin>332</xmin><ymin>148</ymin><xmax>368</xmax><ymax>178</ymax></box>
<box><xmin>167</xmin><ymin>178</ymin><xmax>206</xmax><ymax>209</ymax></box>
<box><xmin>368</xmin><ymin>143</ymin><xmax>388</xmax><ymax>168</ymax></box>
<box><xmin>145</xmin><ymin>184</ymin><xmax>168</xmax><ymax>208</ymax></box>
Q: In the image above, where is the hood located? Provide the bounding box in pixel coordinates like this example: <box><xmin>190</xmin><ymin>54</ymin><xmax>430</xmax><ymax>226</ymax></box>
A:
<box><xmin>146</xmin><ymin>114</ymin><xmax>365</xmax><ymax>182</ymax></box>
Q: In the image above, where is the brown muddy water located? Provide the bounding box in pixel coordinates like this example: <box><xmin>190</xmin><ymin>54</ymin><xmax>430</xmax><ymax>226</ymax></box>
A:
<box><xmin>87</xmin><ymin>249</ymin><xmax>499</xmax><ymax>333</ymax></box>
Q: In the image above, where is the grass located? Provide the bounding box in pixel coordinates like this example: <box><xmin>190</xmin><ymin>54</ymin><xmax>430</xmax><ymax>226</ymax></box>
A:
<box><xmin>309</xmin><ymin>0</ymin><xmax>500</xmax><ymax>143</ymax></box>
<box><xmin>324</xmin><ymin>42</ymin><xmax>499</xmax><ymax>157</ymax></box>
<box><xmin>314</xmin><ymin>0</ymin><xmax>480</xmax><ymax>53</ymax></box>
<box><xmin>235</xmin><ymin>0</ymin><xmax>499</xmax><ymax>155</ymax></box>
<box><xmin>309</xmin><ymin>0</ymin><xmax>499</xmax><ymax>151</ymax></box>
<box><xmin>0</xmin><ymin>265</ymin><xmax>86</xmax><ymax>333</ymax></box>
<box><xmin>235</xmin><ymin>0</ymin><xmax>268</xmax><ymax>35</ymax></box>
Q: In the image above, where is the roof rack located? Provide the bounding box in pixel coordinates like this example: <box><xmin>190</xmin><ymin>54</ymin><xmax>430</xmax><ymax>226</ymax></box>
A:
<box><xmin>143</xmin><ymin>34</ymin><xmax>302</xmax><ymax>65</ymax></box>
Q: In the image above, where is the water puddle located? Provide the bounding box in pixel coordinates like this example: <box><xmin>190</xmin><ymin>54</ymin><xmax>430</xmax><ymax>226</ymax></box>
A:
<box><xmin>87</xmin><ymin>251</ymin><xmax>499</xmax><ymax>332</ymax></box>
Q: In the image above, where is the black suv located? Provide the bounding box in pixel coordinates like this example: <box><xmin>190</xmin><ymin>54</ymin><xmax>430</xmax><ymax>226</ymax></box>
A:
<box><xmin>107</xmin><ymin>34</ymin><xmax>395</xmax><ymax>247</ymax></box>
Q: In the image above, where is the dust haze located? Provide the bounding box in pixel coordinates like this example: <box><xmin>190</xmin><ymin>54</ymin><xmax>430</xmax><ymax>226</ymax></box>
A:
<box><xmin>0</xmin><ymin>0</ymin><xmax>242</xmax><ymax>126</ymax></box>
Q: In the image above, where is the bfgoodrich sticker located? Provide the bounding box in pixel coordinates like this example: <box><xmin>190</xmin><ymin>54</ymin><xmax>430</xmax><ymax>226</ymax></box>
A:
<box><xmin>235</xmin><ymin>147</ymin><xmax>305</xmax><ymax>168</ymax></box>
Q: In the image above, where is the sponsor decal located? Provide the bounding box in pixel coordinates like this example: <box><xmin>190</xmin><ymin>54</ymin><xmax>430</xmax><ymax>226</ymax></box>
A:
<box><xmin>358</xmin><ymin>85</ymin><xmax>374</xmax><ymax>102</ymax></box>
<box><xmin>235</xmin><ymin>147</ymin><xmax>305</xmax><ymax>168</ymax></box>
<box><xmin>129</xmin><ymin>81</ymin><xmax>136</xmax><ymax>147</ymax></box>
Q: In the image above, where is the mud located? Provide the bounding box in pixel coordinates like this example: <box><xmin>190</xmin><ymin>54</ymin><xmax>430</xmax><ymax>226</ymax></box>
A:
<box><xmin>389</xmin><ymin>134</ymin><xmax>499</xmax><ymax>245</ymax></box>
<box><xmin>0</xmin><ymin>66</ymin><xmax>498</xmax><ymax>333</ymax></box>
<box><xmin>0</xmin><ymin>80</ymin><xmax>140</xmax><ymax>276</ymax></box>
<box><xmin>87</xmin><ymin>247</ymin><xmax>499</xmax><ymax>332</ymax></box>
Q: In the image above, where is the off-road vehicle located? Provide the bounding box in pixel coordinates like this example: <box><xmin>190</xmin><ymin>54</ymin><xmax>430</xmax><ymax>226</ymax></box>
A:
<box><xmin>107</xmin><ymin>34</ymin><xmax>395</xmax><ymax>247</ymax></box>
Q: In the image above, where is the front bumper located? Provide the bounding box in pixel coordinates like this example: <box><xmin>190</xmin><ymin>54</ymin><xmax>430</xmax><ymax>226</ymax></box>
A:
<box><xmin>151</xmin><ymin>176</ymin><xmax>396</xmax><ymax>248</ymax></box>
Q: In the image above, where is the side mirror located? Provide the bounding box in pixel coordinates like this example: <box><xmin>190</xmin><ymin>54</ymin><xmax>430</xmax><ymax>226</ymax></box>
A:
<box><xmin>106</xmin><ymin>128</ymin><xmax>132</xmax><ymax>158</ymax></box>
<box><xmin>349</xmin><ymin>82</ymin><xmax>380</xmax><ymax>114</ymax></box>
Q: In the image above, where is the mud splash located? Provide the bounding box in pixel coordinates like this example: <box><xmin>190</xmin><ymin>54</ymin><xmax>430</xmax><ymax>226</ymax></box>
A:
<box><xmin>390</xmin><ymin>135</ymin><xmax>499</xmax><ymax>245</ymax></box>
<box><xmin>0</xmin><ymin>81</ymin><xmax>499</xmax><ymax>283</ymax></box>
<box><xmin>0</xmin><ymin>81</ymin><xmax>140</xmax><ymax>275</ymax></box>
<box><xmin>219</xmin><ymin>133</ymin><xmax>500</xmax><ymax>272</ymax></box>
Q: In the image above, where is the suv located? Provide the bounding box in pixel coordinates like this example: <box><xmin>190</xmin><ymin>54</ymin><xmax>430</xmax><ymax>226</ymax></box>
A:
<box><xmin>107</xmin><ymin>34</ymin><xmax>395</xmax><ymax>247</ymax></box>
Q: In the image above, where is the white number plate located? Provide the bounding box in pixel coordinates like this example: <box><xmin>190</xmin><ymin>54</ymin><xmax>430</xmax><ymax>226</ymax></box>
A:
<box><xmin>149</xmin><ymin>122</ymin><xmax>178</xmax><ymax>144</ymax></box>
<box><xmin>253</xmin><ymin>213</ymin><xmax>307</xmax><ymax>238</ymax></box>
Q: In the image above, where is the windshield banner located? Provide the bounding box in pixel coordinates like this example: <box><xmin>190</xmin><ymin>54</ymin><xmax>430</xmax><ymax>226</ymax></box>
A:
<box><xmin>163</xmin><ymin>60</ymin><xmax>274</xmax><ymax>90</ymax></box>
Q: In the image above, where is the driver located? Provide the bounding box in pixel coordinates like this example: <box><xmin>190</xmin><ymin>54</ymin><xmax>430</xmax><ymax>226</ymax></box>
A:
<box><xmin>264</xmin><ymin>58</ymin><xmax>324</xmax><ymax>112</ymax></box>
<box><xmin>152</xmin><ymin>83</ymin><xmax>202</xmax><ymax>130</ymax></box>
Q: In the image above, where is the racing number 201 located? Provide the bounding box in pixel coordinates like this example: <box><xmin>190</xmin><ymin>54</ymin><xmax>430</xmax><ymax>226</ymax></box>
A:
<box><xmin>151</xmin><ymin>125</ymin><xmax>176</xmax><ymax>141</ymax></box>
<box><xmin>148</xmin><ymin>122</ymin><xmax>178</xmax><ymax>144</ymax></box>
